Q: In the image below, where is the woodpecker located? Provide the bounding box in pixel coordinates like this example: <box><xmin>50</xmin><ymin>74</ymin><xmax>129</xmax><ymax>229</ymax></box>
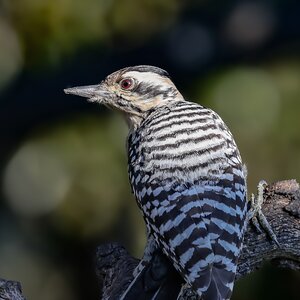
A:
<box><xmin>64</xmin><ymin>66</ymin><xmax>248</xmax><ymax>300</ymax></box>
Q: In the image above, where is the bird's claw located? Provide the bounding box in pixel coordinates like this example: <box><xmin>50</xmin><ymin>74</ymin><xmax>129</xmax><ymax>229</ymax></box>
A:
<box><xmin>248</xmin><ymin>180</ymin><xmax>280</xmax><ymax>248</ymax></box>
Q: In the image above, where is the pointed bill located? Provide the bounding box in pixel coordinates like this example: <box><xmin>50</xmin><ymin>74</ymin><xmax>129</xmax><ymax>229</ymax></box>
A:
<box><xmin>64</xmin><ymin>84</ymin><xmax>110</xmax><ymax>103</ymax></box>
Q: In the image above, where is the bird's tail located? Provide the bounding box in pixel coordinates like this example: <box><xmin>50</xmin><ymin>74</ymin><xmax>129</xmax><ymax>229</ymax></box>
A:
<box><xmin>193</xmin><ymin>266</ymin><xmax>235</xmax><ymax>300</ymax></box>
<box><xmin>120</xmin><ymin>250</ymin><xmax>183</xmax><ymax>300</ymax></box>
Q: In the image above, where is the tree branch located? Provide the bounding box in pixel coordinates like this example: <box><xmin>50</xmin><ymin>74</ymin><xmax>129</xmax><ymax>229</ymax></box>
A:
<box><xmin>96</xmin><ymin>180</ymin><xmax>300</xmax><ymax>299</ymax></box>
<box><xmin>0</xmin><ymin>279</ymin><xmax>26</xmax><ymax>300</ymax></box>
<box><xmin>236</xmin><ymin>179</ymin><xmax>300</xmax><ymax>278</ymax></box>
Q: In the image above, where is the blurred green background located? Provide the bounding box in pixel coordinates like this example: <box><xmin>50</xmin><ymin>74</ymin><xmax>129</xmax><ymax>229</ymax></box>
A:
<box><xmin>0</xmin><ymin>0</ymin><xmax>299</xmax><ymax>299</ymax></box>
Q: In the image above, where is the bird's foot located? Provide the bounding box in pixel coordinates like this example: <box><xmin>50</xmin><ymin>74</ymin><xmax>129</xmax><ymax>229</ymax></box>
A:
<box><xmin>248</xmin><ymin>180</ymin><xmax>280</xmax><ymax>247</ymax></box>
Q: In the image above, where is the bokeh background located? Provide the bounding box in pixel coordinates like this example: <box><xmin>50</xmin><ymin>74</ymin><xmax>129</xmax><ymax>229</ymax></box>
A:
<box><xmin>0</xmin><ymin>0</ymin><xmax>299</xmax><ymax>299</ymax></box>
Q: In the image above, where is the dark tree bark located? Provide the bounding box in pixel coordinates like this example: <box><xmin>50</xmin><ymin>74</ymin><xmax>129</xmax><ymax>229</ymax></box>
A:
<box><xmin>236</xmin><ymin>180</ymin><xmax>300</xmax><ymax>278</ymax></box>
<box><xmin>0</xmin><ymin>279</ymin><xmax>26</xmax><ymax>300</ymax></box>
<box><xmin>96</xmin><ymin>180</ymin><xmax>300</xmax><ymax>299</ymax></box>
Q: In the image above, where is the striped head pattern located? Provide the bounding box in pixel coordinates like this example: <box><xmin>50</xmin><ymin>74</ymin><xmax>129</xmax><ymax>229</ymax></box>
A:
<box><xmin>64</xmin><ymin>65</ymin><xmax>184</xmax><ymax>128</ymax></box>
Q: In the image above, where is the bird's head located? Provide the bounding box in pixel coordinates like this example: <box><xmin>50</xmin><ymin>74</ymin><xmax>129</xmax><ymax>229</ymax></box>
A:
<box><xmin>64</xmin><ymin>65</ymin><xmax>184</xmax><ymax>128</ymax></box>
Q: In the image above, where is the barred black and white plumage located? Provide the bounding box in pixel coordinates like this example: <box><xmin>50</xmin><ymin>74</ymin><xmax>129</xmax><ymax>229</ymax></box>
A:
<box><xmin>128</xmin><ymin>101</ymin><xmax>247</xmax><ymax>299</ymax></box>
<box><xmin>64</xmin><ymin>65</ymin><xmax>248</xmax><ymax>300</ymax></box>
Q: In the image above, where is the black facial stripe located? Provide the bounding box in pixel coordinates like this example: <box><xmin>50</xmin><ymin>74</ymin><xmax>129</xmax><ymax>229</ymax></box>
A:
<box><xmin>134</xmin><ymin>83</ymin><xmax>162</xmax><ymax>98</ymax></box>
<box><xmin>134</xmin><ymin>83</ymin><xmax>177</xmax><ymax>99</ymax></box>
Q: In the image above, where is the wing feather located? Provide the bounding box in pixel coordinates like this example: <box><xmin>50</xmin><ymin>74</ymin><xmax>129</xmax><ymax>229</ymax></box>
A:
<box><xmin>138</xmin><ymin>165</ymin><xmax>246</xmax><ymax>299</ymax></box>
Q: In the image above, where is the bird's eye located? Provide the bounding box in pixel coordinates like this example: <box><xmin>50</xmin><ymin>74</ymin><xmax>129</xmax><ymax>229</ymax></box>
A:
<box><xmin>120</xmin><ymin>78</ymin><xmax>134</xmax><ymax>90</ymax></box>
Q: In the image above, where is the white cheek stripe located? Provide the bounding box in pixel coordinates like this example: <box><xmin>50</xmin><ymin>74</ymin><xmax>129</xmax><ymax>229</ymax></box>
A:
<box><xmin>124</xmin><ymin>71</ymin><xmax>173</xmax><ymax>89</ymax></box>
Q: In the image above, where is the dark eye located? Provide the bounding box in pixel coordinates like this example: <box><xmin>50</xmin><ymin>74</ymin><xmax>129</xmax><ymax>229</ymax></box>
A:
<box><xmin>120</xmin><ymin>78</ymin><xmax>134</xmax><ymax>90</ymax></box>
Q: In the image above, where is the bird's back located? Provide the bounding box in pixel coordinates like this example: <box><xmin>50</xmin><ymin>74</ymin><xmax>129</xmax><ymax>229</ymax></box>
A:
<box><xmin>128</xmin><ymin>100</ymin><xmax>247</xmax><ymax>300</ymax></box>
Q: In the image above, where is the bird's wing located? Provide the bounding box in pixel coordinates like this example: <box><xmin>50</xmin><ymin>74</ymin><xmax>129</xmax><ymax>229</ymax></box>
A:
<box><xmin>139</xmin><ymin>165</ymin><xmax>247</xmax><ymax>300</ymax></box>
<box><xmin>128</xmin><ymin>101</ymin><xmax>247</xmax><ymax>299</ymax></box>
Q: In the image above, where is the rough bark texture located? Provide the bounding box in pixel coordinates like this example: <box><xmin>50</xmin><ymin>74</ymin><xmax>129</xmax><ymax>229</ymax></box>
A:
<box><xmin>1</xmin><ymin>180</ymin><xmax>299</xmax><ymax>299</ymax></box>
<box><xmin>0</xmin><ymin>279</ymin><xmax>26</xmax><ymax>300</ymax></box>
<box><xmin>236</xmin><ymin>180</ymin><xmax>300</xmax><ymax>279</ymax></box>
<box><xmin>96</xmin><ymin>180</ymin><xmax>300</xmax><ymax>299</ymax></box>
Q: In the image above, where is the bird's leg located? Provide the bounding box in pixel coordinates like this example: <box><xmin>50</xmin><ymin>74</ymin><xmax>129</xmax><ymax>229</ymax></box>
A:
<box><xmin>248</xmin><ymin>180</ymin><xmax>280</xmax><ymax>247</ymax></box>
